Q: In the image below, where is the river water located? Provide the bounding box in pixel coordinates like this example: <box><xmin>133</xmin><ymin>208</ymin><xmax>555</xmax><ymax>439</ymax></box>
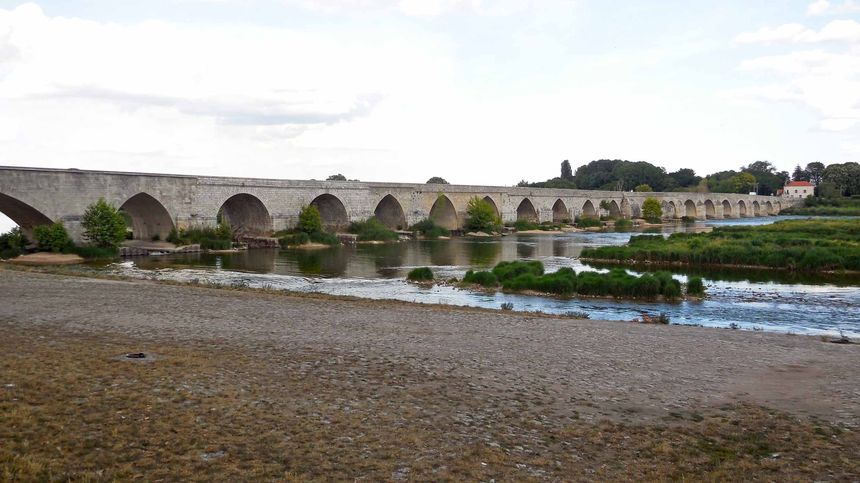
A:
<box><xmin>103</xmin><ymin>216</ymin><xmax>860</xmax><ymax>337</ymax></box>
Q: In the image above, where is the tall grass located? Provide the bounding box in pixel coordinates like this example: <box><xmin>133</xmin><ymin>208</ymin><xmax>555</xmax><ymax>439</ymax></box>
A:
<box><xmin>410</xmin><ymin>219</ymin><xmax>449</xmax><ymax>239</ymax></box>
<box><xmin>348</xmin><ymin>218</ymin><xmax>398</xmax><ymax>242</ymax></box>
<box><xmin>580</xmin><ymin>219</ymin><xmax>860</xmax><ymax>272</ymax></box>
<box><xmin>781</xmin><ymin>197</ymin><xmax>860</xmax><ymax>216</ymax></box>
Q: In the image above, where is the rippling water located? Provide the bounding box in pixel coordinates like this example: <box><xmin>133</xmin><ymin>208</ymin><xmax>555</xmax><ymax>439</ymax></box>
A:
<box><xmin>103</xmin><ymin>216</ymin><xmax>860</xmax><ymax>337</ymax></box>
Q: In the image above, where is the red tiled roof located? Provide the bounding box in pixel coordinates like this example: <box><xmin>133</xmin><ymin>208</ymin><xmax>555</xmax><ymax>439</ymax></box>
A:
<box><xmin>786</xmin><ymin>181</ymin><xmax>813</xmax><ymax>187</ymax></box>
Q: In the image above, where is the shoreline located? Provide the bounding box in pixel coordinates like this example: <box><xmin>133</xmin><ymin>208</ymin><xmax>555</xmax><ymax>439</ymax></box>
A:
<box><xmin>580</xmin><ymin>257</ymin><xmax>860</xmax><ymax>276</ymax></box>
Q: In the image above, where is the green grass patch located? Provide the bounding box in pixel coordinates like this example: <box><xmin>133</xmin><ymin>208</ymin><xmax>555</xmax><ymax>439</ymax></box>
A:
<box><xmin>462</xmin><ymin>260</ymin><xmax>687</xmax><ymax>299</ymax></box>
<box><xmin>407</xmin><ymin>267</ymin><xmax>434</xmax><ymax>281</ymax></box>
<box><xmin>410</xmin><ymin>219</ymin><xmax>449</xmax><ymax>239</ymax></box>
<box><xmin>167</xmin><ymin>225</ymin><xmax>232</xmax><ymax>249</ymax></box>
<box><xmin>781</xmin><ymin>197</ymin><xmax>860</xmax><ymax>216</ymax></box>
<box><xmin>581</xmin><ymin>219</ymin><xmax>860</xmax><ymax>272</ymax></box>
<box><xmin>575</xmin><ymin>216</ymin><xmax>602</xmax><ymax>228</ymax></box>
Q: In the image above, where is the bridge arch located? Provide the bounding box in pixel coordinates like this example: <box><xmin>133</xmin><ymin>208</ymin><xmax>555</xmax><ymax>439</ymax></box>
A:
<box><xmin>310</xmin><ymin>194</ymin><xmax>349</xmax><ymax>232</ymax></box>
<box><xmin>765</xmin><ymin>201</ymin><xmax>774</xmax><ymax>215</ymax></box>
<box><xmin>429</xmin><ymin>194</ymin><xmax>458</xmax><ymax>230</ymax></box>
<box><xmin>220</xmin><ymin>193</ymin><xmax>273</xmax><ymax>237</ymax></box>
<box><xmin>483</xmin><ymin>196</ymin><xmax>500</xmax><ymax>219</ymax></box>
<box><xmin>752</xmin><ymin>201</ymin><xmax>761</xmax><ymax>216</ymax></box>
<box><xmin>704</xmin><ymin>200</ymin><xmax>716</xmax><ymax>219</ymax></box>
<box><xmin>516</xmin><ymin>198</ymin><xmax>538</xmax><ymax>222</ymax></box>
<box><xmin>581</xmin><ymin>200</ymin><xmax>597</xmax><ymax>218</ymax></box>
<box><xmin>662</xmin><ymin>201</ymin><xmax>677</xmax><ymax>219</ymax></box>
<box><xmin>607</xmin><ymin>200</ymin><xmax>622</xmax><ymax>218</ymax></box>
<box><xmin>374</xmin><ymin>194</ymin><xmax>406</xmax><ymax>230</ymax></box>
<box><xmin>684</xmin><ymin>200</ymin><xmax>697</xmax><ymax>218</ymax></box>
<box><xmin>721</xmin><ymin>200</ymin><xmax>733</xmax><ymax>218</ymax></box>
<box><xmin>119</xmin><ymin>192</ymin><xmax>175</xmax><ymax>241</ymax></box>
<box><xmin>0</xmin><ymin>192</ymin><xmax>53</xmax><ymax>239</ymax></box>
<box><xmin>737</xmin><ymin>200</ymin><xmax>747</xmax><ymax>217</ymax></box>
<box><xmin>552</xmin><ymin>199</ymin><xmax>569</xmax><ymax>223</ymax></box>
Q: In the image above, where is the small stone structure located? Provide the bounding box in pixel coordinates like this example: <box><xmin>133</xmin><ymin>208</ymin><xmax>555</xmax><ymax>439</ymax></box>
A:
<box><xmin>0</xmin><ymin>166</ymin><xmax>797</xmax><ymax>243</ymax></box>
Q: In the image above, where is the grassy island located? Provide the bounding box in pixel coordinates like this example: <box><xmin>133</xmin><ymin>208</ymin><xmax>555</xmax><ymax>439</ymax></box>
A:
<box><xmin>780</xmin><ymin>197</ymin><xmax>860</xmax><ymax>216</ymax></box>
<box><xmin>463</xmin><ymin>260</ymin><xmax>701</xmax><ymax>299</ymax></box>
<box><xmin>580</xmin><ymin>219</ymin><xmax>860</xmax><ymax>272</ymax></box>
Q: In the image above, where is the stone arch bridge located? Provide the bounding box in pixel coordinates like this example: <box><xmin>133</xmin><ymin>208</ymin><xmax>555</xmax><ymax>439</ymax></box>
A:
<box><xmin>0</xmin><ymin>166</ymin><xmax>794</xmax><ymax>242</ymax></box>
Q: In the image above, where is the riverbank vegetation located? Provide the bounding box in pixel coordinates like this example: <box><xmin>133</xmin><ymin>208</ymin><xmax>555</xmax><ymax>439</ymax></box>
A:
<box><xmin>462</xmin><ymin>260</ymin><xmax>698</xmax><ymax>299</ymax></box>
<box><xmin>581</xmin><ymin>219</ymin><xmax>860</xmax><ymax>272</ymax></box>
<box><xmin>464</xmin><ymin>197</ymin><xmax>502</xmax><ymax>233</ymax></box>
<box><xmin>348</xmin><ymin>218</ymin><xmax>398</xmax><ymax>242</ymax></box>
<box><xmin>277</xmin><ymin>205</ymin><xmax>341</xmax><ymax>247</ymax></box>
<box><xmin>407</xmin><ymin>267</ymin><xmax>434</xmax><ymax>281</ymax></box>
<box><xmin>167</xmin><ymin>224</ymin><xmax>233</xmax><ymax>250</ymax></box>
<box><xmin>410</xmin><ymin>219</ymin><xmax>449</xmax><ymax>239</ymax></box>
<box><xmin>575</xmin><ymin>216</ymin><xmax>602</xmax><ymax>228</ymax></box>
<box><xmin>781</xmin><ymin>197</ymin><xmax>860</xmax><ymax>216</ymax></box>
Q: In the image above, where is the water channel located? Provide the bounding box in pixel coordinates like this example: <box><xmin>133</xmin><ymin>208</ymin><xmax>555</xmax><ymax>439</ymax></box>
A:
<box><xmin>102</xmin><ymin>216</ymin><xmax>860</xmax><ymax>337</ymax></box>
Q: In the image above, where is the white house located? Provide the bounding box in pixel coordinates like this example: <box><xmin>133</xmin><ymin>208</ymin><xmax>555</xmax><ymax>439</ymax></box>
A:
<box><xmin>782</xmin><ymin>181</ymin><xmax>814</xmax><ymax>199</ymax></box>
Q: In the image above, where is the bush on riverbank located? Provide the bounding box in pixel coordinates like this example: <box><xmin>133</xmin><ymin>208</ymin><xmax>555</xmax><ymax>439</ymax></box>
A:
<box><xmin>513</xmin><ymin>220</ymin><xmax>563</xmax><ymax>232</ymax></box>
<box><xmin>686</xmin><ymin>276</ymin><xmax>705</xmax><ymax>296</ymax></box>
<box><xmin>34</xmin><ymin>222</ymin><xmax>73</xmax><ymax>253</ymax></box>
<box><xmin>0</xmin><ymin>227</ymin><xmax>28</xmax><ymax>259</ymax></box>
<box><xmin>575</xmin><ymin>216</ymin><xmax>602</xmax><ymax>228</ymax></box>
<box><xmin>407</xmin><ymin>267</ymin><xmax>434</xmax><ymax>281</ymax></box>
<box><xmin>461</xmin><ymin>260</ymin><xmax>688</xmax><ymax>299</ymax></box>
<box><xmin>615</xmin><ymin>219</ymin><xmax>633</xmax><ymax>231</ymax></box>
<box><xmin>580</xmin><ymin>219</ymin><xmax>860</xmax><ymax>272</ymax></box>
<box><xmin>781</xmin><ymin>197</ymin><xmax>860</xmax><ymax>216</ymax></box>
<box><xmin>348</xmin><ymin>218</ymin><xmax>398</xmax><ymax>242</ymax></box>
<box><xmin>276</xmin><ymin>205</ymin><xmax>341</xmax><ymax>247</ymax></box>
<box><xmin>464</xmin><ymin>197</ymin><xmax>502</xmax><ymax>233</ymax></box>
<box><xmin>167</xmin><ymin>225</ymin><xmax>233</xmax><ymax>250</ymax></box>
<box><xmin>410</xmin><ymin>219</ymin><xmax>449</xmax><ymax>239</ymax></box>
<box><xmin>82</xmin><ymin>198</ymin><xmax>127</xmax><ymax>248</ymax></box>
<box><xmin>642</xmin><ymin>198</ymin><xmax>662</xmax><ymax>223</ymax></box>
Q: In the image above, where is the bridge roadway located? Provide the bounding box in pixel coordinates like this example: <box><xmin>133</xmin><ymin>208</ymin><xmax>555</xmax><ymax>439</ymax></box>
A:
<box><xmin>0</xmin><ymin>166</ymin><xmax>792</xmax><ymax>242</ymax></box>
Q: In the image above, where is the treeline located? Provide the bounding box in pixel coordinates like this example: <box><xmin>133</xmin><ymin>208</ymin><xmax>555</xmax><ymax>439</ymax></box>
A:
<box><xmin>518</xmin><ymin>159</ymin><xmax>859</xmax><ymax>196</ymax></box>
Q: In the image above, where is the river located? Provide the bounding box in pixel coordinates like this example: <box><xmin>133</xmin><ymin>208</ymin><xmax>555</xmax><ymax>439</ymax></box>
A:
<box><xmin>102</xmin><ymin>216</ymin><xmax>860</xmax><ymax>337</ymax></box>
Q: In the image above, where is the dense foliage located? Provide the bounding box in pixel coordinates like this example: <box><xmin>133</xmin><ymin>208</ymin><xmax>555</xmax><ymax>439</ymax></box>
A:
<box><xmin>82</xmin><ymin>198</ymin><xmax>127</xmax><ymax>248</ymax></box>
<box><xmin>464</xmin><ymin>197</ymin><xmax>502</xmax><ymax>233</ymax></box>
<box><xmin>581</xmin><ymin>219</ymin><xmax>860</xmax><ymax>272</ymax></box>
<box><xmin>0</xmin><ymin>227</ymin><xmax>28</xmax><ymax>259</ymax></box>
<box><xmin>410</xmin><ymin>219</ymin><xmax>449</xmax><ymax>239</ymax></box>
<box><xmin>642</xmin><ymin>198</ymin><xmax>662</xmax><ymax>223</ymax></box>
<box><xmin>407</xmin><ymin>267</ymin><xmax>434</xmax><ymax>281</ymax></box>
<box><xmin>686</xmin><ymin>276</ymin><xmax>705</xmax><ymax>297</ymax></box>
<box><xmin>348</xmin><ymin>218</ymin><xmax>398</xmax><ymax>242</ymax></box>
<box><xmin>462</xmin><ymin>260</ymin><xmax>688</xmax><ymax>299</ymax></box>
<box><xmin>426</xmin><ymin>177</ymin><xmax>449</xmax><ymax>184</ymax></box>
<box><xmin>575</xmin><ymin>216</ymin><xmax>602</xmax><ymax>228</ymax></box>
<box><xmin>781</xmin><ymin>197</ymin><xmax>860</xmax><ymax>216</ymax></box>
<box><xmin>297</xmin><ymin>205</ymin><xmax>324</xmax><ymax>234</ymax></box>
<box><xmin>33</xmin><ymin>222</ymin><xmax>72</xmax><ymax>252</ymax></box>
<box><xmin>167</xmin><ymin>225</ymin><xmax>233</xmax><ymax>250</ymax></box>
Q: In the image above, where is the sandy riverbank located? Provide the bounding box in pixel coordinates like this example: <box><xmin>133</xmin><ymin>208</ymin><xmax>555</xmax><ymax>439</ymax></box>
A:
<box><xmin>1</xmin><ymin>269</ymin><xmax>857</xmax><ymax>480</ymax></box>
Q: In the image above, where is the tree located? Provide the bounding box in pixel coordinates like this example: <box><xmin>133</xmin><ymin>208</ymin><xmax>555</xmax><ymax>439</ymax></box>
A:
<box><xmin>730</xmin><ymin>172</ymin><xmax>757</xmax><ymax>194</ymax></box>
<box><xmin>792</xmin><ymin>165</ymin><xmax>809</xmax><ymax>182</ymax></box>
<box><xmin>327</xmin><ymin>174</ymin><xmax>347</xmax><ymax>181</ymax></box>
<box><xmin>297</xmin><ymin>205</ymin><xmax>323</xmax><ymax>234</ymax></box>
<box><xmin>560</xmin><ymin>160</ymin><xmax>574</xmax><ymax>181</ymax></box>
<box><xmin>82</xmin><ymin>198</ymin><xmax>127</xmax><ymax>248</ymax></box>
<box><xmin>464</xmin><ymin>197</ymin><xmax>502</xmax><ymax>233</ymax></box>
<box><xmin>744</xmin><ymin>161</ymin><xmax>784</xmax><ymax>195</ymax></box>
<box><xmin>33</xmin><ymin>222</ymin><xmax>72</xmax><ymax>252</ymax></box>
<box><xmin>641</xmin><ymin>198</ymin><xmax>662</xmax><ymax>223</ymax></box>
<box><xmin>634</xmin><ymin>184</ymin><xmax>653</xmax><ymax>192</ymax></box>
<box><xmin>806</xmin><ymin>162</ymin><xmax>825</xmax><ymax>185</ymax></box>
<box><xmin>666</xmin><ymin>168</ymin><xmax>701</xmax><ymax>189</ymax></box>
<box><xmin>426</xmin><ymin>177</ymin><xmax>449</xmax><ymax>184</ymax></box>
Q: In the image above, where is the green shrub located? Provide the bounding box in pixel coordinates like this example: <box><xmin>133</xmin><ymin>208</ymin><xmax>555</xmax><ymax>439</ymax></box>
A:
<box><xmin>686</xmin><ymin>276</ymin><xmax>705</xmax><ymax>296</ymax></box>
<box><xmin>463</xmin><ymin>270</ymin><xmax>499</xmax><ymax>287</ymax></box>
<box><xmin>410</xmin><ymin>219</ymin><xmax>449</xmax><ymax>239</ymax></box>
<box><xmin>464</xmin><ymin>197</ymin><xmax>502</xmax><ymax>233</ymax></box>
<box><xmin>348</xmin><ymin>218</ymin><xmax>398</xmax><ymax>242</ymax></box>
<box><xmin>279</xmin><ymin>231</ymin><xmax>310</xmax><ymax>247</ymax></box>
<box><xmin>642</xmin><ymin>197</ymin><xmax>662</xmax><ymax>223</ymax></box>
<box><xmin>514</xmin><ymin>220</ymin><xmax>541</xmax><ymax>231</ymax></box>
<box><xmin>309</xmin><ymin>231</ymin><xmax>340</xmax><ymax>245</ymax></box>
<box><xmin>297</xmin><ymin>205</ymin><xmax>323</xmax><ymax>234</ymax></box>
<box><xmin>680</xmin><ymin>216</ymin><xmax>696</xmax><ymax>224</ymax></box>
<box><xmin>575</xmin><ymin>216</ymin><xmax>602</xmax><ymax>228</ymax></box>
<box><xmin>0</xmin><ymin>227</ymin><xmax>28</xmax><ymax>259</ymax></box>
<box><xmin>634</xmin><ymin>184</ymin><xmax>653</xmax><ymax>192</ymax></box>
<box><xmin>165</xmin><ymin>225</ymin><xmax>233</xmax><ymax>250</ymax></box>
<box><xmin>33</xmin><ymin>222</ymin><xmax>72</xmax><ymax>252</ymax></box>
<box><xmin>407</xmin><ymin>267</ymin><xmax>434</xmax><ymax>281</ymax></box>
<box><xmin>82</xmin><ymin>198</ymin><xmax>127</xmax><ymax>248</ymax></box>
<box><xmin>492</xmin><ymin>260</ymin><xmax>544</xmax><ymax>282</ymax></box>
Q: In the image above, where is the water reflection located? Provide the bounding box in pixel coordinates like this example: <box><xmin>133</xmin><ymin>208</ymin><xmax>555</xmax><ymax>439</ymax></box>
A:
<box><xmin>117</xmin><ymin>216</ymin><xmax>860</xmax><ymax>336</ymax></box>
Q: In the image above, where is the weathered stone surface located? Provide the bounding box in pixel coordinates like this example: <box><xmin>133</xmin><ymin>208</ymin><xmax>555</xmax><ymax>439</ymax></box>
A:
<box><xmin>0</xmin><ymin>166</ymin><xmax>796</xmax><ymax>243</ymax></box>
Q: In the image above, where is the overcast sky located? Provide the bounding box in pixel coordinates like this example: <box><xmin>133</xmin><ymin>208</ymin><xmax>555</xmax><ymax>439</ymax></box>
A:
<box><xmin>1</xmin><ymin>0</ymin><xmax>860</xmax><ymax>231</ymax></box>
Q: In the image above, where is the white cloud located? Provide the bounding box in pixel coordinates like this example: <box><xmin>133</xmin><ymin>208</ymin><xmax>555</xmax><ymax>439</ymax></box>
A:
<box><xmin>806</xmin><ymin>0</ymin><xmax>860</xmax><ymax>16</ymax></box>
<box><xmin>735</xmin><ymin>19</ymin><xmax>860</xmax><ymax>44</ymax></box>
